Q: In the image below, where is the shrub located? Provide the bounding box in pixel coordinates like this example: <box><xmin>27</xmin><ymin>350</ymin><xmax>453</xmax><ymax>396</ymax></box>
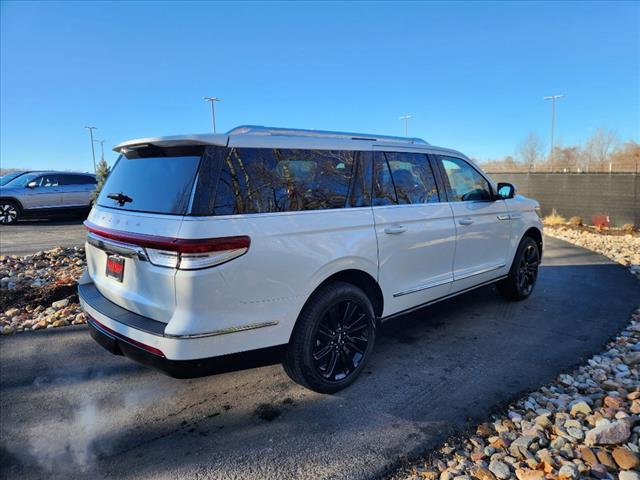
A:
<box><xmin>91</xmin><ymin>157</ymin><xmax>111</xmax><ymax>204</ymax></box>
<box><xmin>568</xmin><ymin>216</ymin><xmax>583</xmax><ymax>226</ymax></box>
<box><xmin>543</xmin><ymin>209</ymin><xmax>566</xmax><ymax>226</ymax></box>
<box><xmin>591</xmin><ymin>214</ymin><xmax>610</xmax><ymax>230</ymax></box>
<box><xmin>622</xmin><ymin>223</ymin><xmax>635</xmax><ymax>232</ymax></box>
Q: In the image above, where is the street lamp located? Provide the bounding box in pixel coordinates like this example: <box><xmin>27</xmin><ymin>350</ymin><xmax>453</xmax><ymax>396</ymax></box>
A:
<box><xmin>543</xmin><ymin>95</ymin><xmax>564</xmax><ymax>170</ymax></box>
<box><xmin>204</xmin><ymin>97</ymin><xmax>222</xmax><ymax>133</ymax></box>
<box><xmin>94</xmin><ymin>139</ymin><xmax>105</xmax><ymax>162</ymax></box>
<box><xmin>399</xmin><ymin>114</ymin><xmax>413</xmax><ymax>137</ymax></box>
<box><xmin>84</xmin><ymin>126</ymin><xmax>97</xmax><ymax>173</ymax></box>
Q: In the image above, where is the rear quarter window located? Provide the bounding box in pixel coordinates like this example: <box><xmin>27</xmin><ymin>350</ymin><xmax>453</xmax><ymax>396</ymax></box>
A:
<box><xmin>192</xmin><ymin>147</ymin><xmax>357</xmax><ymax>215</ymax></box>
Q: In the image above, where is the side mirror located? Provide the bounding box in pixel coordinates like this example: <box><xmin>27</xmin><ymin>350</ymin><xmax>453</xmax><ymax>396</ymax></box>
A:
<box><xmin>27</xmin><ymin>181</ymin><xmax>38</xmax><ymax>189</ymax></box>
<box><xmin>496</xmin><ymin>182</ymin><xmax>516</xmax><ymax>200</ymax></box>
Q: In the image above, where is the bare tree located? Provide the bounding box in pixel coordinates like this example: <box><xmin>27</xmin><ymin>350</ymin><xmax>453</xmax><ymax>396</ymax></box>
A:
<box><xmin>517</xmin><ymin>133</ymin><xmax>546</xmax><ymax>172</ymax></box>
<box><xmin>585</xmin><ymin>128</ymin><xmax>618</xmax><ymax>172</ymax></box>
<box><xmin>553</xmin><ymin>146</ymin><xmax>581</xmax><ymax>172</ymax></box>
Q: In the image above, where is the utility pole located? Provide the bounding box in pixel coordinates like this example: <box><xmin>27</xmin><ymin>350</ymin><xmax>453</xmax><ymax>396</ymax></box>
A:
<box><xmin>543</xmin><ymin>95</ymin><xmax>564</xmax><ymax>171</ymax></box>
<box><xmin>84</xmin><ymin>126</ymin><xmax>97</xmax><ymax>173</ymax></box>
<box><xmin>399</xmin><ymin>114</ymin><xmax>413</xmax><ymax>137</ymax></box>
<box><xmin>204</xmin><ymin>97</ymin><xmax>221</xmax><ymax>133</ymax></box>
<box><xmin>94</xmin><ymin>139</ymin><xmax>105</xmax><ymax>162</ymax></box>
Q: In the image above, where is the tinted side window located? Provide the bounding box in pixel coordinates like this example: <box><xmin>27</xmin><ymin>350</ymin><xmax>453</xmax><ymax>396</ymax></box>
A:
<box><xmin>65</xmin><ymin>174</ymin><xmax>96</xmax><ymax>185</ymax></box>
<box><xmin>37</xmin><ymin>175</ymin><xmax>60</xmax><ymax>187</ymax></box>
<box><xmin>211</xmin><ymin>148</ymin><xmax>356</xmax><ymax>215</ymax></box>
<box><xmin>438</xmin><ymin>156</ymin><xmax>492</xmax><ymax>202</ymax></box>
<box><xmin>373</xmin><ymin>152</ymin><xmax>439</xmax><ymax>205</ymax></box>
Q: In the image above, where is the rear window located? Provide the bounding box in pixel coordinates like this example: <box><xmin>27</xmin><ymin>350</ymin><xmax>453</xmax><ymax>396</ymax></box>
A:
<box><xmin>97</xmin><ymin>146</ymin><xmax>203</xmax><ymax>215</ymax></box>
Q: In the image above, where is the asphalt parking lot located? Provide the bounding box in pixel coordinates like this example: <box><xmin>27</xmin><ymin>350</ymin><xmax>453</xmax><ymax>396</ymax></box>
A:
<box><xmin>0</xmin><ymin>219</ymin><xmax>87</xmax><ymax>256</ymax></box>
<box><xmin>1</xmin><ymin>237</ymin><xmax>639</xmax><ymax>480</ymax></box>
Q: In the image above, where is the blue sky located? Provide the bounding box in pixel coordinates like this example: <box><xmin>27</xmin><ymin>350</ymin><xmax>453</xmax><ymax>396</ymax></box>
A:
<box><xmin>1</xmin><ymin>1</ymin><xmax>639</xmax><ymax>172</ymax></box>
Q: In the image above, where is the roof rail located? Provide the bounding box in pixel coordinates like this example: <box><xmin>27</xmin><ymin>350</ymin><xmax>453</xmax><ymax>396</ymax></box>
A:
<box><xmin>226</xmin><ymin>125</ymin><xmax>429</xmax><ymax>145</ymax></box>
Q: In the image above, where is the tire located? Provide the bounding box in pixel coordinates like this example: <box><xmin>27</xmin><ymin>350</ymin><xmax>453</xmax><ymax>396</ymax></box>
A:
<box><xmin>0</xmin><ymin>201</ymin><xmax>20</xmax><ymax>225</ymax></box>
<box><xmin>283</xmin><ymin>281</ymin><xmax>377</xmax><ymax>394</ymax></box>
<box><xmin>497</xmin><ymin>236</ymin><xmax>540</xmax><ymax>301</ymax></box>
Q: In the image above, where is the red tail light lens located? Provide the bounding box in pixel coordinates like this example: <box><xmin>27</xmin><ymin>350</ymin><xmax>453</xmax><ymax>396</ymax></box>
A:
<box><xmin>85</xmin><ymin>221</ymin><xmax>250</xmax><ymax>270</ymax></box>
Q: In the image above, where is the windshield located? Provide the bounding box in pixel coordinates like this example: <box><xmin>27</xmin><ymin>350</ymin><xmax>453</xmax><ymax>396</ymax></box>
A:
<box><xmin>3</xmin><ymin>172</ymin><xmax>41</xmax><ymax>188</ymax></box>
<box><xmin>1</xmin><ymin>171</ymin><xmax>28</xmax><ymax>186</ymax></box>
<box><xmin>97</xmin><ymin>146</ymin><xmax>203</xmax><ymax>215</ymax></box>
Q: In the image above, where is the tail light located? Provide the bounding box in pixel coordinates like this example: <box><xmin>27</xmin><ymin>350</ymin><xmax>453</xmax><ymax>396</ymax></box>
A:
<box><xmin>85</xmin><ymin>222</ymin><xmax>250</xmax><ymax>270</ymax></box>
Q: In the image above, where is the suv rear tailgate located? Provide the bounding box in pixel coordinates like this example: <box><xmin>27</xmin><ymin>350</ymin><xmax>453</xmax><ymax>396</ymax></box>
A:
<box><xmin>85</xmin><ymin>207</ymin><xmax>182</xmax><ymax>323</ymax></box>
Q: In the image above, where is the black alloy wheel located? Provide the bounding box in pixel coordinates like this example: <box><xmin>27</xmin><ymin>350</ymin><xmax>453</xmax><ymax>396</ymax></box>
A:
<box><xmin>283</xmin><ymin>281</ymin><xmax>376</xmax><ymax>393</ymax></box>
<box><xmin>516</xmin><ymin>241</ymin><xmax>540</xmax><ymax>296</ymax></box>
<box><xmin>497</xmin><ymin>236</ymin><xmax>540</xmax><ymax>301</ymax></box>
<box><xmin>312</xmin><ymin>300</ymin><xmax>371</xmax><ymax>382</ymax></box>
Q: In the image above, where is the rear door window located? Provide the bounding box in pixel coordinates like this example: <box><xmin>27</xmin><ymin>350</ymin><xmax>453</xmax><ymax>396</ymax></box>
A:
<box><xmin>63</xmin><ymin>174</ymin><xmax>96</xmax><ymax>185</ymax></box>
<box><xmin>373</xmin><ymin>151</ymin><xmax>439</xmax><ymax>205</ymax></box>
<box><xmin>193</xmin><ymin>148</ymin><xmax>357</xmax><ymax>215</ymax></box>
<box><xmin>97</xmin><ymin>146</ymin><xmax>203</xmax><ymax>215</ymax></box>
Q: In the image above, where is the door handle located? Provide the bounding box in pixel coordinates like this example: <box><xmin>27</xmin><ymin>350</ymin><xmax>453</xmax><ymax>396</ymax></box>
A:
<box><xmin>458</xmin><ymin>217</ymin><xmax>474</xmax><ymax>226</ymax></box>
<box><xmin>384</xmin><ymin>225</ymin><xmax>407</xmax><ymax>235</ymax></box>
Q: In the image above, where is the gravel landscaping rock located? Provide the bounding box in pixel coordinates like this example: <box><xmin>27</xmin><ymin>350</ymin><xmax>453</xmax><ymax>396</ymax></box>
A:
<box><xmin>388</xmin><ymin>229</ymin><xmax>640</xmax><ymax>480</ymax></box>
<box><xmin>0</xmin><ymin>246</ymin><xmax>85</xmax><ymax>334</ymax></box>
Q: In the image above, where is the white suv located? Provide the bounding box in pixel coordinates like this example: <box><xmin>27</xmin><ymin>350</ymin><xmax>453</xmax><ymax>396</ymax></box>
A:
<box><xmin>79</xmin><ymin>126</ymin><xmax>542</xmax><ymax>393</ymax></box>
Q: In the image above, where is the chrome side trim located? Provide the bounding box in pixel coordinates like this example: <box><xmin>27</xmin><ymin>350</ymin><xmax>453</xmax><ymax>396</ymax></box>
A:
<box><xmin>454</xmin><ymin>263</ymin><xmax>505</xmax><ymax>281</ymax></box>
<box><xmin>393</xmin><ymin>277</ymin><xmax>453</xmax><ymax>297</ymax></box>
<box><xmin>165</xmin><ymin>321</ymin><xmax>279</xmax><ymax>339</ymax></box>
<box><xmin>381</xmin><ymin>275</ymin><xmax>508</xmax><ymax>322</ymax></box>
<box><xmin>87</xmin><ymin>232</ymin><xmax>148</xmax><ymax>261</ymax></box>
<box><xmin>497</xmin><ymin>214</ymin><xmax>510</xmax><ymax>221</ymax></box>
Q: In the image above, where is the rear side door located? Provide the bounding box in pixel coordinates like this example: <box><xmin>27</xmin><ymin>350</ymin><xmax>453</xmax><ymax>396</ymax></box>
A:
<box><xmin>435</xmin><ymin>155</ymin><xmax>511</xmax><ymax>291</ymax></box>
<box><xmin>21</xmin><ymin>174</ymin><xmax>63</xmax><ymax>209</ymax></box>
<box><xmin>372</xmin><ymin>149</ymin><xmax>456</xmax><ymax>317</ymax></box>
<box><xmin>60</xmin><ymin>174</ymin><xmax>96</xmax><ymax>207</ymax></box>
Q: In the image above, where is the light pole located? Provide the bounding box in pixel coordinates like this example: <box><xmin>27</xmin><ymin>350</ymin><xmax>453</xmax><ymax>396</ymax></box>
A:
<box><xmin>543</xmin><ymin>95</ymin><xmax>564</xmax><ymax>171</ymax></box>
<box><xmin>84</xmin><ymin>126</ymin><xmax>97</xmax><ymax>173</ymax></box>
<box><xmin>204</xmin><ymin>97</ymin><xmax>221</xmax><ymax>133</ymax></box>
<box><xmin>94</xmin><ymin>139</ymin><xmax>105</xmax><ymax>162</ymax></box>
<box><xmin>399</xmin><ymin>114</ymin><xmax>413</xmax><ymax>136</ymax></box>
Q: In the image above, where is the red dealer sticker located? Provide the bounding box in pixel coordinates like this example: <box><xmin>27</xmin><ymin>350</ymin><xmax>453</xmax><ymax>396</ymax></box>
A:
<box><xmin>105</xmin><ymin>255</ymin><xmax>125</xmax><ymax>282</ymax></box>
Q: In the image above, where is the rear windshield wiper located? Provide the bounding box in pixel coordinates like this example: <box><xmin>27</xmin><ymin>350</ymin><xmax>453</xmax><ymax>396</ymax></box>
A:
<box><xmin>107</xmin><ymin>192</ymin><xmax>133</xmax><ymax>206</ymax></box>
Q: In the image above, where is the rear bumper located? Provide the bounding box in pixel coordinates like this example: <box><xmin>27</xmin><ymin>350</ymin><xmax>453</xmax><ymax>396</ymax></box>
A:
<box><xmin>80</xmin><ymin>282</ymin><xmax>286</xmax><ymax>379</ymax></box>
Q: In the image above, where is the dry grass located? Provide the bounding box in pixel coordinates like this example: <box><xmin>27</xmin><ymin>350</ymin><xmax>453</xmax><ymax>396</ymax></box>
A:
<box><xmin>568</xmin><ymin>216</ymin><xmax>583</xmax><ymax>226</ymax></box>
<box><xmin>543</xmin><ymin>209</ymin><xmax>566</xmax><ymax>226</ymax></box>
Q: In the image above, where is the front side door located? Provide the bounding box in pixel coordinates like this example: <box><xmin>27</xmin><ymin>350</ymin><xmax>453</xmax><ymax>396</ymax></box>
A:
<box><xmin>20</xmin><ymin>174</ymin><xmax>63</xmax><ymax>210</ymax></box>
<box><xmin>435</xmin><ymin>155</ymin><xmax>511</xmax><ymax>292</ymax></box>
<box><xmin>373</xmin><ymin>149</ymin><xmax>456</xmax><ymax>317</ymax></box>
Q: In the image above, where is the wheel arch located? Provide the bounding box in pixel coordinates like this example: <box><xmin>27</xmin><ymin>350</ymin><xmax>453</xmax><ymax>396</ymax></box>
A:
<box><xmin>0</xmin><ymin>196</ymin><xmax>23</xmax><ymax>212</ymax></box>
<box><xmin>523</xmin><ymin>226</ymin><xmax>543</xmax><ymax>256</ymax></box>
<box><xmin>297</xmin><ymin>268</ymin><xmax>384</xmax><ymax>324</ymax></box>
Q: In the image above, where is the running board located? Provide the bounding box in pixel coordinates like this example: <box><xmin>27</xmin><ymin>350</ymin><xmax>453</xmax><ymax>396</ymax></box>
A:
<box><xmin>380</xmin><ymin>275</ymin><xmax>508</xmax><ymax>323</ymax></box>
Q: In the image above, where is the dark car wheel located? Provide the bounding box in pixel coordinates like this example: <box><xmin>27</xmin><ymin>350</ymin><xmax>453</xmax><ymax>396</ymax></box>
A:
<box><xmin>283</xmin><ymin>281</ymin><xmax>377</xmax><ymax>394</ymax></box>
<box><xmin>497</xmin><ymin>236</ymin><xmax>540</xmax><ymax>301</ymax></box>
<box><xmin>0</xmin><ymin>201</ymin><xmax>19</xmax><ymax>225</ymax></box>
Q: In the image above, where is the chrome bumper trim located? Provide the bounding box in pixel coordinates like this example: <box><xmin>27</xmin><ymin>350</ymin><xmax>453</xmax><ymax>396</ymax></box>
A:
<box><xmin>164</xmin><ymin>321</ymin><xmax>279</xmax><ymax>339</ymax></box>
<box><xmin>87</xmin><ymin>232</ymin><xmax>148</xmax><ymax>261</ymax></box>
